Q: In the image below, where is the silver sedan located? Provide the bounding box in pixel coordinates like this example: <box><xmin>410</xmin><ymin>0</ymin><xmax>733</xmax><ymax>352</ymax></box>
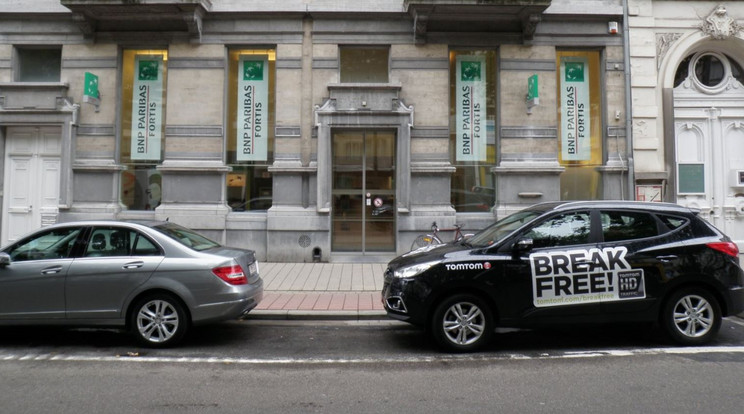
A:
<box><xmin>0</xmin><ymin>220</ymin><xmax>263</xmax><ymax>347</ymax></box>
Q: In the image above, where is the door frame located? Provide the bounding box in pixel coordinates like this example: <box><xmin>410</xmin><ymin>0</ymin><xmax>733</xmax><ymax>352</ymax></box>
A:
<box><xmin>668</xmin><ymin>46</ymin><xmax>744</xmax><ymax>250</ymax></box>
<box><xmin>0</xmin><ymin>88</ymin><xmax>77</xmax><ymax>245</ymax></box>
<box><xmin>1</xmin><ymin>126</ymin><xmax>64</xmax><ymax>245</ymax></box>
<box><xmin>331</xmin><ymin>129</ymin><xmax>397</xmax><ymax>254</ymax></box>
<box><xmin>314</xmin><ymin>90</ymin><xmax>414</xmax><ymax>259</ymax></box>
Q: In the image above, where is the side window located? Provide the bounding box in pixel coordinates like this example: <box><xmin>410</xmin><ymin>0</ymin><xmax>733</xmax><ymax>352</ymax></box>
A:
<box><xmin>657</xmin><ymin>214</ymin><xmax>689</xmax><ymax>231</ymax></box>
<box><xmin>600</xmin><ymin>211</ymin><xmax>658</xmax><ymax>242</ymax></box>
<box><xmin>132</xmin><ymin>234</ymin><xmax>162</xmax><ymax>256</ymax></box>
<box><xmin>6</xmin><ymin>227</ymin><xmax>82</xmax><ymax>262</ymax></box>
<box><xmin>524</xmin><ymin>211</ymin><xmax>591</xmax><ymax>248</ymax></box>
<box><xmin>84</xmin><ymin>228</ymin><xmax>136</xmax><ymax>257</ymax></box>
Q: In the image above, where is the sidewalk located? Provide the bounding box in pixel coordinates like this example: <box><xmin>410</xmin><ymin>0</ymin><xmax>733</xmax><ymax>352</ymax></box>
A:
<box><xmin>249</xmin><ymin>262</ymin><xmax>388</xmax><ymax>320</ymax></box>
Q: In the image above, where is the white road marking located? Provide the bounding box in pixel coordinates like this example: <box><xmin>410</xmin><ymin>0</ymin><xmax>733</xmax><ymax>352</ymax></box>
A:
<box><xmin>1</xmin><ymin>346</ymin><xmax>744</xmax><ymax>366</ymax></box>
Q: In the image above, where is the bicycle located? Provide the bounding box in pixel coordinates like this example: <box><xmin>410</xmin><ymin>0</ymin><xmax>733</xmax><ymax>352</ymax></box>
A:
<box><xmin>410</xmin><ymin>221</ymin><xmax>474</xmax><ymax>251</ymax></box>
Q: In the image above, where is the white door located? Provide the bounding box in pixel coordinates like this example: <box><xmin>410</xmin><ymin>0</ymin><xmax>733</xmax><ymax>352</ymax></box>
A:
<box><xmin>673</xmin><ymin>52</ymin><xmax>744</xmax><ymax>250</ymax></box>
<box><xmin>2</xmin><ymin>126</ymin><xmax>62</xmax><ymax>245</ymax></box>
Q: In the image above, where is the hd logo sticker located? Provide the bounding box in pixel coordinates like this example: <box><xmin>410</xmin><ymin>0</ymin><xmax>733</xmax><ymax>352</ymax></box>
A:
<box><xmin>529</xmin><ymin>246</ymin><xmax>645</xmax><ymax>307</ymax></box>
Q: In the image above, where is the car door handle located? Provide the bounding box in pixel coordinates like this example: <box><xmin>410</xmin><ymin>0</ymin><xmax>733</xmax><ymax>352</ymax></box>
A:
<box><xmin>656</xmin><ymin>255</ymin><xmax>677</xmax><ymax>262</ymax></box>
<box><xmin>122</xmin><ymin>261</ymin><xmax>144</xmax><ymax>269</ymax></box>
<box><xmin>41</xmin><ymin>266</ymin><xmax>63</xmax><ymax>275</ymax></box>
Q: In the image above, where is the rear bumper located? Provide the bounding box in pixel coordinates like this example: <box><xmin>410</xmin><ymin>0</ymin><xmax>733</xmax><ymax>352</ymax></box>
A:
<box><xmin>724</xmin><ymin>285</ymin><xmax>744</xmax><ymax>316</ymax></box>
<box><xmin>191</xmin><ymin>278</ymin><xmax>264</xmax><ymax>324</ymax></box>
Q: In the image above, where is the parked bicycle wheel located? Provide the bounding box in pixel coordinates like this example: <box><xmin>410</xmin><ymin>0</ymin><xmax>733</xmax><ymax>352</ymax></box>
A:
<box><xmin>411</xmin><ymin>234</ymin><xmax>438</xmax><ymax>251</ymax></box>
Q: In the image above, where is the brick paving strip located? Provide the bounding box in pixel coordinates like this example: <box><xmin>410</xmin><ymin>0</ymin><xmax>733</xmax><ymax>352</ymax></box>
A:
<box><xmin>249</xmin><ymin>262</ymin><xmax>388</xmax><ymax>320</ymax></box>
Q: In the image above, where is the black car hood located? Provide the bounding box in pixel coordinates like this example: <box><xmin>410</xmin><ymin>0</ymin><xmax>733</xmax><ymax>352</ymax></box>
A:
<box><xmin>388</xmin><ymin>242</ymin><xmax>473</xmax><ymax>270</ymax></box>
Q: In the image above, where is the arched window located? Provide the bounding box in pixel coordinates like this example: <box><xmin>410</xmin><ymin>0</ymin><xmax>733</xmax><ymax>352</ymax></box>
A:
<box><xmin>674</xmin><ymin>52</ymin><xmax>744</xmax><ymax>89</ymax></box>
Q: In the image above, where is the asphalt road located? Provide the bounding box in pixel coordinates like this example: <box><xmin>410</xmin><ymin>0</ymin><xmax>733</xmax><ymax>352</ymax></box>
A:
<box><xmin>2</xmin><ymin>318</ymin><xmax>744</xmax><ymax>413</ymax></box>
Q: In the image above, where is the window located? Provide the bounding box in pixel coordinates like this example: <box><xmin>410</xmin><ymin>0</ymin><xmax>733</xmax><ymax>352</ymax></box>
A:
<box><xmin>557</xmin><ymin>50</ymin><xmax>602</xmax><ymax>200</ymax></box>
<box><xmin>449</xmin><ymin>50</ymin><xmax>497</xmax><ymax>212</ymax></box>
<box><xmin>119</xmin><ymin>49</ymin><xmax>168</xmax><ymax>211</ymax></box>
<box><xmin>468</xmin><ymin>210</ymin><xmax>541</xmax><ymax>248</ymax></box>
<box><xmin>674</xmin><ymin>52</ymin><xmax>744</xmax><ymax>89</ymax></box>
<box><xmin>84</xmin><ymin>227</ymin><xmax>161</xmax><ymax>257</ymax></box>
<box><xmin>657</xmin><ymin>214</ymin><xmax>694</xmax><ymax>239</ymax></box>
<box><xmin>339</xmin><ymin>47</ymin><xmax>389</xmax><ymax>83</ymax></box>
<box><xmin>152</xmin><ymin>222</ymin><xmax>221</xmax><ymax>251</ymax></box>
<box><xmin>226</xmin><ymin>49</ymin><xmax>275</xmax><ymax>211</ymax></box>
<box><xmin>6</xmin><ymin>227</ymin><xmax>82</xmax><ymax>261</ymax></box>
<box><xmin>600</xmin><ymin>211</ymin><xmax>658</xmax><ymax>242</ymax></box>
<box><xmin>15</xmin><ymin>47</ymin><xmax>61</xmax><ymax>82</ymax></box>
<box><xmin>524</xmin><ymin>211</ymin><xmax>591</xmax><ymax>249</ymax></box>
<box><xmin>657</xmin><ymin>214</ymin><xmax>688</xmax><ymax>231</ymax></box>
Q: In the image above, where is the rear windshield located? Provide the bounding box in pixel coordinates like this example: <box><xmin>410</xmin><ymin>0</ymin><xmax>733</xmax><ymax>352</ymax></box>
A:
<box><xmin>152</xmin><ymin>222</ymin><xmax>221</xmax><ymax>251</ymax></box>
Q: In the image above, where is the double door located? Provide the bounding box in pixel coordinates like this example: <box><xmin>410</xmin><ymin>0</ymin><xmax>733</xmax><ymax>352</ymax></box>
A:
<box><xmin>673</xmin><ymin>68</ymin><xmax>744</xmax><ymax>250</ymax></box>
<box><xmin>332</xmin><ymin>130</ymin><xmax>395</xmax><ymax>253</ymax></box>
<box><xmin>2</xmin><ymin>126</ymin><xmax>62</xmax><ymax>246</ymax></box>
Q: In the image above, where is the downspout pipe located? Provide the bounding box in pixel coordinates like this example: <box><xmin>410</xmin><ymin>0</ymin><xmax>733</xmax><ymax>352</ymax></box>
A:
<box><xmin>623</xmin><ymin>0</ymin><xmax>635</xmax><ymax>200</ymax></box>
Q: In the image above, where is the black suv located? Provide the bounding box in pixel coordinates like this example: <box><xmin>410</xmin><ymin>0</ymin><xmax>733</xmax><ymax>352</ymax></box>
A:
<box><xmin>382</xmin><ymin>201</ymin><xmax>744</xmax><ymax>352</ymax></box>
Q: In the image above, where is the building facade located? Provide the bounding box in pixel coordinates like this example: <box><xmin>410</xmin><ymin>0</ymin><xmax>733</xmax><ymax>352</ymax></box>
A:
<box><xmin>0</xmin><ymin>0</ymin><xmax>630</xmax><ymax>262</ymax></box>
<box><xmin>628</xmin><ymin>1</ymin><xmax>744</xmax><ymax>251</ymax></box>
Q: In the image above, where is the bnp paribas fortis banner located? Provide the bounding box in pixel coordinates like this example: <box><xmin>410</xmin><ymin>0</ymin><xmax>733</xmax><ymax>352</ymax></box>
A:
<box><xmin>237</xmin><ymin>55</ymin><xmax>269</xmax><ymax>162</ymax></box>
<box><xmin>131</xmin><ymin>56</ymin><xmax>164</xmax><ymax>161</ymax></box>
<box><xmin>456</xmin><ymin>55</ymin><xmax>487</xmax><ymax>162</ymax></box>
<box><xmin>560</xmin><ymin>57</ymin><xmax>591</xmax><ymax>161</ymax></box>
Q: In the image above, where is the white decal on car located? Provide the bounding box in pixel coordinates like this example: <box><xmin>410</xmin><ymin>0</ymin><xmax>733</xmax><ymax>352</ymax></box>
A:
<box><xmin>530</xmin><ymin>246</ymin><xmax>645</xmax><ymax>307</ymax></box>
<box><xmin>445</xmin><ymin>262</ymin><xmax>490</xmax><ymax>271</ymax></box>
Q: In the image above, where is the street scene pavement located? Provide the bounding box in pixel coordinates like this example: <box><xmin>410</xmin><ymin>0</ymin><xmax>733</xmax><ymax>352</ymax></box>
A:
<box><xmin>252</xmin><ymin>262</ymin><xmax>387</xmax><ymax>320</ymax></box>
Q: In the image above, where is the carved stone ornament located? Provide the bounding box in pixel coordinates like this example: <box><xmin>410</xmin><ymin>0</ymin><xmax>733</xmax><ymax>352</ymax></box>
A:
<box><xmin>657</xmin><ymin>33</ymin><xmax>682</xmax><ymax>70</ymax></box>
<box><xmin>700</xmin><ymin>4</ymin><xmax>741</xmax><ymax>40</ymax></box>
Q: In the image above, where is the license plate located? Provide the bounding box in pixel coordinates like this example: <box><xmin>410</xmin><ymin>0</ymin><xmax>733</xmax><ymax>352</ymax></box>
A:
<box><xmin>248</xmin><ymin>261</ymin><xmax>258</xmax><ymax>276</ymax></box>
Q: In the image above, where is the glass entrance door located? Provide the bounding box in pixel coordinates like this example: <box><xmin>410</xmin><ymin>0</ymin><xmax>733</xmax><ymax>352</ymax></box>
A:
<box><xmin>332</xmin><ymin>130</ymin><xmax>395</xmax><ymax>253</ymax></box>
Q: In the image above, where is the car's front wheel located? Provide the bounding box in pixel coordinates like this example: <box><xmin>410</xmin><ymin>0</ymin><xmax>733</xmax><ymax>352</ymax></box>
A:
<box><xmin>662</xmin><ymin>288</ymin><xmax>721</xmax><ymax>345</ymax></box>
<box><xmin>130</xmin><ymin>294</ymin><xmax>189</xmax><ymax>348</ymax></box>
<box><xmin>431</xmin><ymin>294</ymin><xmax>493</xmax><ymax>352</ymax></box>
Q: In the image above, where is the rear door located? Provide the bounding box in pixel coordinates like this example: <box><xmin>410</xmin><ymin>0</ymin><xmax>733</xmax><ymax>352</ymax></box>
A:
<box><xmin>0</xmin><ymin>226</ymin><xmax>84</xmax><ymax>320</ymax></box>
<box><xmin>66</xmin><ymin>226</ymin><xmax>164</xmax><ymax>319</ymax></box>
<box><xmin>597</xmin><ymin>209</ymin><xmax>687</xmax><ymax>317</ymax></box>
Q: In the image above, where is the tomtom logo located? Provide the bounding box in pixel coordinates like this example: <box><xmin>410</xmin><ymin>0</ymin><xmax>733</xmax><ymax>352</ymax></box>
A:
<box><xmin>446</xmin><ymin>262</ymin><xmax>490</xmax><ymax>271</ymax></box>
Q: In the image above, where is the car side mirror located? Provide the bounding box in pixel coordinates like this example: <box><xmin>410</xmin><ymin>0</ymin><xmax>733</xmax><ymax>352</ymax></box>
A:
<box><xmin>0</xmin><ymin>252</ymin><xmax>10</xmax><ymax>267</ymax></box>
<box><xmin>514</xmin><ymin>238</ymin><xmax>534</xmax><ymax>252</ymax></box>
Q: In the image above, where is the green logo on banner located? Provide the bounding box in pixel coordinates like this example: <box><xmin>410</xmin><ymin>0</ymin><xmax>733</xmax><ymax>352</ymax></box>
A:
<box><xmin>138</xmin><ymin>60</ymin><xmax>159</xmax><ymax>81</ymax></box>
<box><xmin>460</xmin><ymin>61</ymin><xmax>481</xmax><ymax>82</ymax></box>
<box><xmin>243</xmin><ymin>60</ymin><xmax>264</xmax><ymax>81</ymax></box>
<box><xmin>565</xmin><ymin>62</ymin><xmax>584</xmax><ymax>82</ymax></box>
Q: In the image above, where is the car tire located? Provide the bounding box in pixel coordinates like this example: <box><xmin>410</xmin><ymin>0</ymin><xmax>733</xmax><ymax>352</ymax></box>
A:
<box><xmin>431</xmin><ymin>294</ymin><xmax>493</xmax><ymax>353</ymax></box>
<box><xmin>130</xmin><ymin>294</ymin><xmax>189</xmax><ymax>348</ymax></box>
<box><xmin>662</xmin><ymin>288</ymin><xmax>721</xmax><ymax>346</ymax></box>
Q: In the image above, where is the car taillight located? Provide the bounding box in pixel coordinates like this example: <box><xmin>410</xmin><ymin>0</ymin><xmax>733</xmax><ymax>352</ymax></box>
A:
<box><xmin>212</xmin><ymin>264</ymin><xmax>247</xmax><ymax>285</ymax></box>
<box><xmin>706</xmin><ymin>242</ymin><xmax>740</xmax><ymax>258</ymax></box>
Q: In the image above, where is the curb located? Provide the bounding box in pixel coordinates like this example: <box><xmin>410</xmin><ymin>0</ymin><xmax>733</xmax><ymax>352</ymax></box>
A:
<box><xmin>247</xmin><ymin>309</ymin><xmax>388</xmax><ymax>321</ymax></box>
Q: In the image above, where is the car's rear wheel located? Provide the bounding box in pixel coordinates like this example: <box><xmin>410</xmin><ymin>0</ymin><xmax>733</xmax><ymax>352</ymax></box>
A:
<box><xmin>130</xmin><ymin>294</ymin><xmax>188</xmax><ymax>348</ymax></box>
<box><xmin>662</xmin><ymin>288</ymin><xmax>721</xmax><ymax>345</ymax></box>
<box><xmin>431</xmin><ymin>294</ymin><xmax>493</xmax><ymax>352</ymax></box>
